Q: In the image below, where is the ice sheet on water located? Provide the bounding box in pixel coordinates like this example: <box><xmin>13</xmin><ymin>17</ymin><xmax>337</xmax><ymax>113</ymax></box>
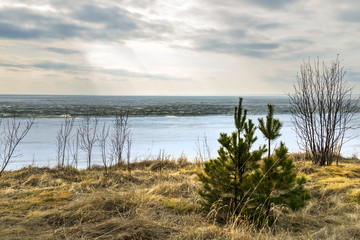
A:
<box><xmin>0</xmin><ymin>95</ymin><xmax>296</xmax><ymax>117</ymax></box>
<box><xmin>1</xmin><ymin>95</ymin><xmax>359</xmax><ymax>169</ymax></box>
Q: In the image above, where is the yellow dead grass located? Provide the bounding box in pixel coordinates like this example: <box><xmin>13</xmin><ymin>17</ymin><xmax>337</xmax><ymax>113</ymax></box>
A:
<box><xmin>1</xmin><ymin>156</ymin><xmax>360</xmax><ymax>239</ymax></box>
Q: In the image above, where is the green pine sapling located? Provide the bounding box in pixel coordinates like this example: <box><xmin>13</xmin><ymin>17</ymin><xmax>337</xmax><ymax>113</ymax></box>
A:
<box><xmin>258</xmin><ymin>104</ymin><xmax>282</xmax><ymax>158</ymax></box>
<box><xmin>198</xmin><ymin>98</ymin><xmax>310</xmax><ymax>227</ymax></box>
<box><xmin>198</xmin><ymin>98</ymin><xmax>266</xmax><ymax>219</ymax></box>
<box><xmin>249</xmin><ymin>104</ymin><xmax>310</xmax><ymax>226</ymax></box>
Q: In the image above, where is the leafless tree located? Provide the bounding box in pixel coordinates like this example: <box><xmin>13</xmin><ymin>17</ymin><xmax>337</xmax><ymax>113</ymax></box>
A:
<box><xmin>111</xmin><ymin>111</ymin><xmax>130</xmax><ymax>165</ymax></box>
<box><xmin>70</xmin><ymin>129</ymin><xmax>80</xmax><ymax>168</ymax></box>
<box><xmin>126</xmin><ymin>133</ymin><xmax>133</xmax><ymax>174</ymax></box>
<box><xmin>78</xmin><ymin>116</ymin><xmax>99</xmax><ymax>168</ymax></box>
<box><xmin>288</xmin><ymin>56</ymin><xmax>359</xmax><ymax>166</ymax></box>
<box><xmin>56</xmin><ymin>114</ymin><xmax>75</xmax><ymax>167</ymax></box>
<box><xmin>0</xmin><ymin>117</ymin><xmax>34</xmax><ymax>177</ymax></box>
<box><xmin>97</xmin><ymin>122</ymin><xmax>110</xmax><ymax>174</ymax></box>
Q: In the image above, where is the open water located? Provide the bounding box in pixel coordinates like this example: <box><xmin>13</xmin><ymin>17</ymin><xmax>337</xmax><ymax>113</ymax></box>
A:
<box><xmin>1</xmin><ymin>95</ymin><xmax>359</xmax><ymax>170</ymax></box>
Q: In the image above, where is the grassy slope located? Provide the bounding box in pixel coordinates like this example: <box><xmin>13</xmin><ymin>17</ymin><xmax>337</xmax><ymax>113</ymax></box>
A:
<box><xmin>1</xmin><ymin>156</ymin><xmax>360</xmax><ymax>239</ymax></box>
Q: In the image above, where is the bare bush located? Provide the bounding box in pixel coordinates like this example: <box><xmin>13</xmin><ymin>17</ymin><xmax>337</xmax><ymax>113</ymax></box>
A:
<box><xmin>111</xmin><ymin>111</ymin><xmax>130</xmax><ymax>165</ymax></box>
<box><xmin>69</xmin><ymin>130</ymin><xmax>80</xmax><ymax>168</ymax></box>
<box><xmin>97</xmin><ymin>122</ymin><xmax>110</xmax><ymax>174</ymax></box>
<box><xmin>126</xmin><ymin>133</ymin><xmax>133</xmax><ymax>174</ymax></box>
<box><xmin>0</xmin><ymin>117</ymin><xmax>34</xmax><ymax>176</ymax></box>
<box><xmin>78</xmin><ymin>116</ymin><xmax>99</xmax><ymax>168</ymax></box>
<box><xmin>194</xmin><ymin>135</ymin><xmax>212</xmax><ymax>163</ymax></box>
<box><xmin>56</xmin><ymin>114</ymin><xmax>75</xmax><ymax>167</ymax></box>
<box><xmin>289</xmin><ymin>56</ymin><xmax>359</xmax><ymax>166</ymax></box>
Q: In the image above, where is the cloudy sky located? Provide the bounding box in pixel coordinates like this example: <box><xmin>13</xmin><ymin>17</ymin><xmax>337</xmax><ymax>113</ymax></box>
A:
<box><xmin>0</xmin><ymin>0</ymin><xmax>360</xmax><ymax>95</ymax></box>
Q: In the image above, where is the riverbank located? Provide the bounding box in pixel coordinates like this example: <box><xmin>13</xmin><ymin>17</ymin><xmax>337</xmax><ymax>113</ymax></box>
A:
<box><xmin>1</xmin><ymin>155</ymin><xmax>360</xmax><ymax>239</ymax></box>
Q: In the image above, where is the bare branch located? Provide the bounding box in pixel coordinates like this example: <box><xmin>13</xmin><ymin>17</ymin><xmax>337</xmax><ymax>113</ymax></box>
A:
<box><xmin>111</xmin><ymin>110</ymin><xmax>130</xmax><ymax>165</ymax></box>
<box><xmin>97</xmin><ymin>122</ymin><xmax>110</xmax><ymax>174</ymax></box>
<box><xmin>78</xmin><ymin>116</ymin><xmax>100</xmax><ymax>168</ymax></box>
<box><xmin>0</xmin><ymin>117</ymin><xmax>34</xmax><ymax>176</ymax></box>
<box><xmin>56</xmin><ymin>114</ymin><xmax>75</xmax><ymax>167</ymax></box>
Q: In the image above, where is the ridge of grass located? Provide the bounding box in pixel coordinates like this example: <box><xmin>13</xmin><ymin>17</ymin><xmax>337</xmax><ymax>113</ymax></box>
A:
<box><xmin>1</xmin><ymin>155</ymin><xmax>360</xmax><ymax>239</ymax></box>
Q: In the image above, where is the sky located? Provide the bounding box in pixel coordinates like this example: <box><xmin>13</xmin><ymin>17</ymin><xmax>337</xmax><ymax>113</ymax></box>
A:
<box><xmin>0</xmin><ymin>0</ymin><xmax>360</xmax><ymax>96</ymax></box>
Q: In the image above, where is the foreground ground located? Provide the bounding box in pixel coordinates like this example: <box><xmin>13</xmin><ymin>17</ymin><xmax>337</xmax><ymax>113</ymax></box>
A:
<box><xmin>1</xmin><ymin>155</ymin><xmax>360</xmax><ymax>239</ymax></box>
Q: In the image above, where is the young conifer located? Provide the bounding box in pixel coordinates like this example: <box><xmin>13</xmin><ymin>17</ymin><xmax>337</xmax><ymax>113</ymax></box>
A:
<box><xmin>258</xmin><ymin>104</ymin><xmax>282</xmax><ymax>158</ymax></box>
<box><xmin>248</xmin><ymin>104</ymin><xmax>310</xmax><ymax>226</ymax></box>
<box><xmin>198</xmin><ymin>98</ymin><xmax>310</xmax><ymax>226</ymax></box>
<box><xmin>198</xmin><ymin>98</ymin><xmax>266</xmax><ymax>219</ymax></box>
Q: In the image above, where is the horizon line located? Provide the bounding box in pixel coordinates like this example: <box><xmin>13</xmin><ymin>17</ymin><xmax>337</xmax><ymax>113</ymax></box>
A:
<box><xmin>0</xmin><ymin>93</ymin><xmax>290</xmax><ymax>97</ymax></box>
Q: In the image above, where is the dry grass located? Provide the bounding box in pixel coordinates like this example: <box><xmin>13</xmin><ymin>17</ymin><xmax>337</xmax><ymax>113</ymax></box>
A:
<box><xmin>1</xmin><ymin>155</ymin><xmax>360</xmax><ymax>239</ymax></box>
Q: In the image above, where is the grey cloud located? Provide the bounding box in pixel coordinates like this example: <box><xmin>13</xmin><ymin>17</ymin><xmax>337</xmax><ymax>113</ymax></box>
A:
<box><xmin>74</xmin><ymin>4</ymin><xmax>119</xmax><ymax>23</ymax></box>
<box><xmin>181</xmin><ymin>6</ymin><xmax>285</xmax><ymax>58</ymax></box>
<box><xmin>198</xmin><ymin>6</ymin><xmax>282</xmax><ymax>32</ymax></box>
<box><xmin>256</xmin><ymin>23</ymin><xmax>280</xmax><ymax>30</ymax></box>
<box><xmin>48</xmin><ymin>23</ymin><xmax>88</xmax><ymax>38</ymax></box>
<box><xmin>203</xmin><ymin>0</ymin><xmax>299</xmax><ymax>10</ymax></box>
<box><xmin>0</xmin><ymin>62</ymin><xmax>28</xmax><ymax>68</ymax></box>
<box><xmin>121</xmin><ymin>0</ymin><xmax>157</xmax><ymax>8</ymax></box>
<box><xmin>330</xmin><ymin>0</ymin><xmax>360</xmax><ymax>22</ymax></box>
<box><xmin>195</xmin><ymin>38</ymin><xmax>279</xmax><ymax>58</ymax></box>
<box><xmin>0</xmin><ymin>61</ymin><xmax>82</xmax><ymax>72</ymax></box>
<box><xmin>228</xmin><ymin>29</ymin><xmax>247</xmax><ymax>39</ymax></box>
<box><xmin>285</xmin><ymin>38</ymin><xmax>314</xmax><ymax>44</ymax></box>
<box><xmin>0</xmin><ymin>22</ymin><xmax>41</xmax><ymax>39</ymax></box>
<box><xmin>0</xmin><ymin>4</ymin><xmax>171</xmax><ymax>41</ymax></box>
<box><xmin>0</xmin><ymin>7</ymin><xmax>90</xmax><ymax>40</ymax></box>
<box><xmin>249</xmin><ymin>0</ymin><xmax>299</xmax><ymax>9</ymax></box>
<box><xmin>339</xmin><ymin>9</ymin><xmax>360</xmax><ymax>22</ymax></box>
<box><xmin>33</xmin><ymin>61</ymin><xmax>75</xmax><ymax>70</ymax></box>
<box><xmin>73</xmin><ymin>4</ymin><xmax>137</xmax><ymax>31</ymax></box>
<box><xmin>0</xmin><ymin>60</ymin><xmax>191</xmax><ymax>82</ymax></box>
<box><xmin>0</xmin><ymin>60</ymin><xmax>78</xmax><ymax>71</ymax></box>
<box><xmin>100</xmin><ymin>68</ymin><xmax>191</xmax><ymax>82</ymax></box>
<box><xmin>242</xmin><ymin>43</ymin><xmax>279</xmax><ymax>50</ymax></box>
<box><xmin>0</xmin><ymin>7</ymin><xmax>51</xmax><ymax>24</ymax></box>
<box><xmin>45</xmin><ymin>47</ymin><xmax>82</xmax><ymax>54</ymax></box>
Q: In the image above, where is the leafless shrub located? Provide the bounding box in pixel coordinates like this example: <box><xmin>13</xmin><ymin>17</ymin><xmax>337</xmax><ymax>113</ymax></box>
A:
<box><xmin>0</xmin><ymin>117</ymin><xmax>34</xmax><ymax>177</ymax></box>
<box><xmin>111</xmin><ymin>111</ymin><xmax>130</xmax><ymax>165</ymax></box>
<box><xmin>154</xmin><ymin>149</ymin><xmax>172</xmax><ymax>175</ymax></box>
<box><xmin>126</xmin><ymin>133</ymin><xmax>133</xmax><ymax>174</ymax></box>
<box><xmin>78</xmin><ymin>116</ymin><xmax>100</xmax><ymax>168</ymax></box>
<box><xmin>97</xmin><ymin>122</ymin><xmax>110</xmax><ymax>174</ymax></box>
<box><xmin>56</xmin><ymin>114</ymin><xmax>75</xmax><ymax>167</ymax></box>
<box><xmin>69</xmin><ymin>130</ymin><xmax>80</xmax><ymax>168</ymax></box>
<box><xmin>288</xmin><ymin>56</ymin><xmax>359</xmax><ymax>166</ymax></box>
<box><xmin>194</xmin><ymin>135</ymin><xmax>212</xmax><ymax>163</ymax></box>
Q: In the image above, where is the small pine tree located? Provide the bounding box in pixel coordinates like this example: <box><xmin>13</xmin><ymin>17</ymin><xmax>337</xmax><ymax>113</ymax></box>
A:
<box><xmin>198</xmin><ymin>98</ymin><xmax>310</xmax><ymax>226</ymax></box>
<box><xmin>198</xmin><ymin>98</ymin><xmax>266</xmax><ymax>219</ymax></box>
<box><xmin>258</xmin><ymin>104</ymin><xmax>282</xmax><ymax>158</ymax></box>
<box><xmin>250</xmin><ymin>104</ymin><xmax>310</xmax><ymax>226</ymax></box>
